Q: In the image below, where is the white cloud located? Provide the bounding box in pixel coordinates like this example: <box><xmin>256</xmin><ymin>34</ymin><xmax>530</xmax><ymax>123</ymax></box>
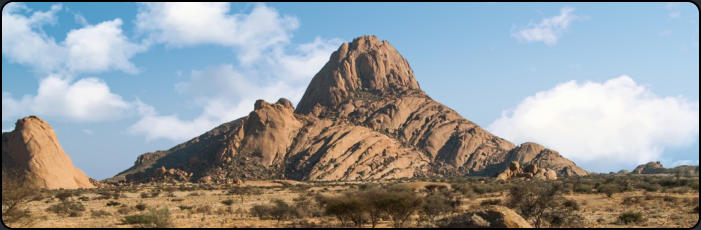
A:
<box><xmin>511</xmin><ymin>7</ymin><xmax>579</xmax><ymax>46</ymax></box>
<box><xmin>2</xmin><ymin>3</ymin><xmax>65</xmax><ymax>73</ymax></box>
<box><xmin>488</xmin><ymin>75</ymin><xmax>699</xmax><ymax>171</ymax></box>
<box><xmin>129</xmin><ymin>37</ymin><xmax>341</xmax><ymax>142</ymax></box>
<box><xmin>65</xmin><ymin>19</ymin><xmax>145</xmax><ymax>74</ymax></box>
<box><xmin>2</xmin><ymin>75</ymin><xmax>133</xmax><ymax>122</ymax></box>
<box><xmin>2</xmin><ymin>2</ymin><xmax>144</xmax><ymax>75</ymax></box>
<box><xmin>135</xmin><ymin>2</ymin><xmax>298</xmax><ymax>64</ymax></box>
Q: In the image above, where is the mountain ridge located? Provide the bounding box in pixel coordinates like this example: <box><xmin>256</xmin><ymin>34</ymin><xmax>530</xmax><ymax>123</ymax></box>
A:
<box><xmin>106</xmin><ymin>35</ymin><xmax>588</xmax><ymax>184</ymax></box>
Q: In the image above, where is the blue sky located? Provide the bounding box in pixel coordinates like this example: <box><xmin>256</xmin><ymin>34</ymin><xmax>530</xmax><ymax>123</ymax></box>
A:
<box><xmin>2</xmin><ymin>2</ymin><xmax>699</xmax><ymax>179</ymax></box>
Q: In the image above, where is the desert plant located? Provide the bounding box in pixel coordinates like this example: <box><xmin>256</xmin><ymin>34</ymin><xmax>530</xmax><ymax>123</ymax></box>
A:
<box><xmin>91</xmin><ymin>209</ymin><xmax>111</xmax><ymax>217</ymax></box>
<box><xmin>420</xmin><ymin>193</ymin><xmax>454</xmax><ymax>226</ymax></box>
<box><xmin>382</xmin><ymin>185</ymin><xmax>423</xmax><ymax>228</ymax></box>
<box><xmin>135</xmin><ymin>203</ymin><xmax>148</xmax><ymax>211</ymax></box>
<box><xmin>194</xmin><ymin>205</ymin><xmax>213</xmax><ymax>215</ymax></box>
<box><xmin>47</xmin><ymin>200</ymin><xmax>86</xmax><ymax>217</ymax></box>
<box><xmin>480</xmin><ymin>199</ymin><xmax>502</xmax><ymax>206</ymax></box>
<box><xmin>618</xmin><ymin>211</ymin><xmax>643</xmax><ymax>224</ymax></box>
<box><xmin>597</xmin><ymin>183</ymin><xmax>621</xmax><ymax>198</ymax></box>
<box><xmin>55</xmin><ymin>191</ymin><xmax>74</xmax><ymax>201</ymax></box>
<box><xmin>106</xmin><ymin>201</ymin><xmax>121</xmax><ymax>206</ymax></box>
<box><xmin>123</xmin><ymin>207</ymin><xmax>171</xmax><ymax>227</ymax></box>
<box><xmin>1</xmin><ymin>170</ymin><xmax>40</xmax><ymax>224</ymax></box>
<box><xmin>221</xmin><ymin>199</ymin><xmax>235</xmax><ymax>206</ymax></box>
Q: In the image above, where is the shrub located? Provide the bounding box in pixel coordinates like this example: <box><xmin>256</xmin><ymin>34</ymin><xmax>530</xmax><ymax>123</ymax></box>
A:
<box><xmin>91</xmin><ymin>209</ymin><xmax>111</xmax><ymax>217</ymax></box>
<box><xmin>221</xmin><ymin>199</ymin><xmax>235</xmax><ymax>206</ymax></box>
<box><xmin>480</xmin><ymin>199</ymin><xmax>502</xmax><ymax>206</ymax></box>
<box><xmin>55</xmin><ymin>191</ymin><xmax>74</xmax><ymax>201</ymax></box>
<box><xmin>188</xmin><ymin>192</ymin><xmax>200</xmax><ymax>197</ymax></box>
<box><xmin>123</xmin><ymin>207</ymin><xmax>172</xmax><ymax>227</ymax></box>
<box><xmin>135</xmin><ymin>203</ymin><xmax>148</xmax><ymax>211</ymax></box>
<box><xmin>420</xmin><ymin>194</ymin><xmax>454</xmax><ymax>226</ymax></box>
<box><xmin>622</xmin><ymin>196</ymin><xmax>641</xmax><ymax>206</ymax></box>
<box><xmin>2</xmin><ymin>170</ymin><xmax>40</xmax><ymax>224</ymax></box>
<box><xmin>618</xmin><ymin>211</ymin><xmax>643</xmax><ymax>224</ymax></box>
<box><xmin>106</xmin><ymin>201</ymin><xmax>121</xmax><ymax>206</ymax></box>
<box><xmin>574</xmin><ymin>183</ymin><xmax>592</xmax><ymax>193</ymax></box>
<box><xmin>194</xmin><ymin>205</ymin><xmax>213</xmax><ymax>215</ymax></box>
<box><xmin>47</xmin><ymin>201</ymin><xmax>86</xmax><ymax>217</ymax></box>
<box><xmin>270</xmin><ymin>199</ymin><xmax>296</xmax><ymax>223</ymax></box>
<box><xmin>178</xmin><ymin>205</ymin><xmax>193</xmax><ymax>211</ymax></box>
<box><xmin>597</xmin><ymin>183</ymin><xmax>621</xmax><ymax>198</ymax></box>
<box><xmin>251</xmin><ymin>204</ymin><xmax>273</xmax><ymax>219</ymax></box>
<box><xmin>78</xmin><ymin>196</ymin><xmax>90</xmax><ymax>201</ymax></box>
<box><xmin>117</xmin><ymin>206</ymin><xmax>134</xmax><ymax>215</ymax></box>
<box><xmin>507</xmin><ymin>182</ymin><xmax>581</xmax><ymax>227</ymax></box>
<box><xmin>140</xmin><ymin>192</ymin><xmax>150</xmax><ymax>198</ymax></box>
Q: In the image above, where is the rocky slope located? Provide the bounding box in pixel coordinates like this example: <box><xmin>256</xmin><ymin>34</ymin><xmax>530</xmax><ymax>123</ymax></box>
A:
<box><xmin>108</xmin><ymin>35</ymin><xmax>587</xmax><ymax>183</ymax></box>
<box><xmin>2</xmin><ymin>116</ymin><xmax>94</xmax><ymax>189</ymax></box>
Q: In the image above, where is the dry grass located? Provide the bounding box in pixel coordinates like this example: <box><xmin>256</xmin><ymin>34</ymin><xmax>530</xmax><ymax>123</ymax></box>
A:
<box><xmin>3</xmin><ymin>177</ymin><xmax>698</xmax><ymax>228</ymax></box>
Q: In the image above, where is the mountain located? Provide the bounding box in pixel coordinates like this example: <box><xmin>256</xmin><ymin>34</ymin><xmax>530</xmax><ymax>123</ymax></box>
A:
<box><xmin>1</xmin><ymin>116</ymin><xmax>94</xmax><ymax>189</ymax></box>
<box><xmin>107</xmin><ymin>35</ymin><xmax>587</xmax><ymax>183</ymax></box>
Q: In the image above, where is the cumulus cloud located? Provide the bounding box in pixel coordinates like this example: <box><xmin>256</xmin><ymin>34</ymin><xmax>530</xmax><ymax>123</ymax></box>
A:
<box><xmin>511</xmin><ymin>7</ymin><xmax>579</xmax><ymax>46</ymax></box>
<box><xmin>135</xmin><ymin>2</ymin><xmax>299</xmax><ymax>64</ymax></box>
<box><xmin>65</xmin><ymin>19</ymin><xmax>146</xmax><ymax>74</ymax></box>
<box><xmin>2</xmin><ymin>3</ymin><xmax>65</xmax><ymax>73</ymax></box>
<box><xmin>2</xmin><ymin>75</ymin><xmax>133</xmax><ymax>122</ymax></box>
<box><xmin>129</xmin><ymin>37</ymin><xmax>341</xmax><ymax>142</ymax></box>
<box><xmin>488</xmin><ymin>75</ymin><xmax>699</xmax><ymax>171</ymax></box>
<box><xmin>2</xmin><ymin>2</ymin><xmax>144</xmax><ymax>75</ymax></box>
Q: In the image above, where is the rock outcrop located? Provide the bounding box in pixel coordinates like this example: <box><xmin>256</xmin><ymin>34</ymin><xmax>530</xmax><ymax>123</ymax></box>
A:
<box><xmin>632</xmin><ymin>161</ymin><xmax>665</xmax><ymax>174</ymax></box>
<box><xmin>108</xmin><ymin>35</ymin><xmax>587</xmax><ymax>183</ymax></box>
<box><xmin>1</xmin><ymin>116</ymin><xmax>94</xmax><ymax>189</ymax></box>
<box><xmin>495</xmin><ymin>161</ymin><xmax>558</xmax><ymax>180</ymax></box>
<box><xmin>437</xmin><ymin>205</ymin><xmax>533</xmax><ymax>228</ymax></box>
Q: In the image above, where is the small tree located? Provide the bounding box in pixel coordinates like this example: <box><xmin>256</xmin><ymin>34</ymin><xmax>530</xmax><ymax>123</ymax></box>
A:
<box><xmin>1</xmin><ymin>170</ymin><xmax>39</xmax><ymax>225</ymax></box>
<box><xmin>420</xmin><ymin>194</ymin><xmax>454</xmax><ymax>226</ymax></box>
<box><xmin>270</xmin><ymin>199</ymin><xmax>294</xmax><ymax>223</ymax></box>
<box><xmin>381</xmin><ymin>185</ymin><xmax>423</xmax><ymax>228</ymax></box>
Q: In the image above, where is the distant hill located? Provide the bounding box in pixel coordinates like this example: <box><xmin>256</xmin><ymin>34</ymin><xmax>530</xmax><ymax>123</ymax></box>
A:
<box><xmin>629</xmin><ymin>161</ymin><xmax>699</xmax><ymax>176</ymax></box>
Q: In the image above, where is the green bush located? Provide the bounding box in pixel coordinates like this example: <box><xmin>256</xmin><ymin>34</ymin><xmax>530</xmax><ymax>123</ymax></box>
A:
<box><xmin>123</xmin><ymin>207</ymin><xmax>171</xmax><ymax>227</ymax></box>
<box><xmin>597</xmin><ymin>183</ymin><xmax>621</xmax><ymax>197</ymax></box>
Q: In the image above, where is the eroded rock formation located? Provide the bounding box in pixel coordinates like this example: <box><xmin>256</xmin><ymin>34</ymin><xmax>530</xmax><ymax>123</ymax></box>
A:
<box><xmin>2</xmin><ymin>116</ymin><xmax>94</xmax><ymax>189</ymax></box>
<box><xmin>108</xmin><ymin>35</ymin><xmax>587</xmax><ymax>183</ymax></box>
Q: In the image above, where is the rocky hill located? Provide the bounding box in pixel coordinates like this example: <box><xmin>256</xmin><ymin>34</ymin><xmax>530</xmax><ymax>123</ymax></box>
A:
<box><xmin>2</xmin><ymin>116</ymin><xmax>95</xmax><ymax>189</ymax></box>
<box><xmin>107</xmin><ymin>35</ymin><xmax>588</xmax><ymax>183</ymax></box>
<box><xmin>630</xmin><ymin>161</ymin><xmax>699</xmax><ymax>176</ymax></box>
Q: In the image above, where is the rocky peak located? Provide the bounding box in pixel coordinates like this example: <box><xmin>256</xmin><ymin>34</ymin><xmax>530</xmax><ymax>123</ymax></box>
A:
<box><xmin>2</xmin><ymin>115</ymin><xmax>94</xmax><ymax>189</ymax></box>
<box><xmin>295</xmin><ymin>35</ymin><xmax>421</xmax><ymax>114</ymax></box>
